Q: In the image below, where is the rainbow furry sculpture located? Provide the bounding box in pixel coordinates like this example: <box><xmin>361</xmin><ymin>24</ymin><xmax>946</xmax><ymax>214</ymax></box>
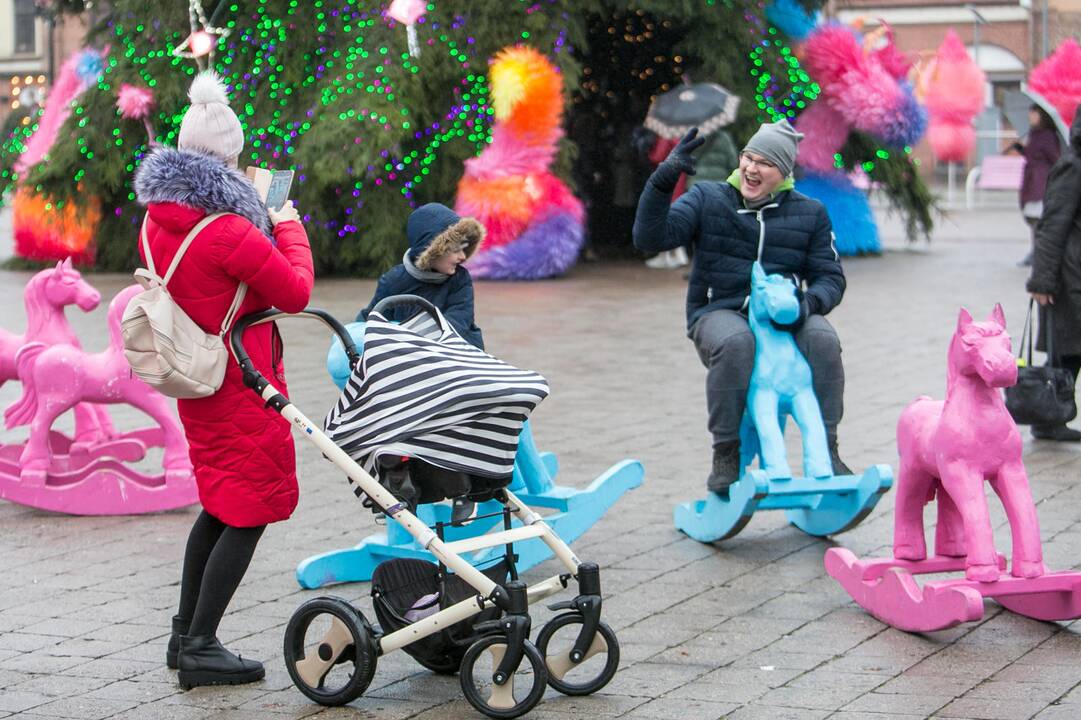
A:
<box><xmin>795</xmin><ymin>23</ymin><xmax>927</xmax><ymax>255</ymax></box>
<box><xmin>923</xmin><ymin>31</ymin><xmax>986</xmax><ymax>163</ymax></box>
<box><xmin>13</xmin><ymin>49</ymin><xmax>104</xmax><ymax>265</ymax></box>
<box><xmin>455</xmin><ymin>46</ymin><xmax>584</xmax><ymax>280</ymax></box>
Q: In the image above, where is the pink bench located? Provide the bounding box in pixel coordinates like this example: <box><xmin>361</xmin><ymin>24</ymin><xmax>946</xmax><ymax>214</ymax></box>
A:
<box><xmin>965</xmin><ymin>154</ymin><xmax>1025</xmax><ymax>208</ymax></box>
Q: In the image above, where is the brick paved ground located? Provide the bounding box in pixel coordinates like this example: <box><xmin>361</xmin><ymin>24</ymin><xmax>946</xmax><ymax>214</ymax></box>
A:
<box><xmin>2</xmin><ymin>204</ymin><xmax>1081</xmax><ymax>719</ymax></box>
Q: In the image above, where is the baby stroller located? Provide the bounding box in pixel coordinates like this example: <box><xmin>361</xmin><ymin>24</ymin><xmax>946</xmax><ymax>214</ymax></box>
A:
<box><xmin>230</xmin><ymin>296</ymin><xmax>620</xmax><ymax>719</ymax></box>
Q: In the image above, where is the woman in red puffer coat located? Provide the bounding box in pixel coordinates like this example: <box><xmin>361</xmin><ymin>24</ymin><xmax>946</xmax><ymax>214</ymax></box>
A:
<box><xmin>133</xmin><ymin>71</ymin><xmax>314</xmax><ymax>689</ymax></box>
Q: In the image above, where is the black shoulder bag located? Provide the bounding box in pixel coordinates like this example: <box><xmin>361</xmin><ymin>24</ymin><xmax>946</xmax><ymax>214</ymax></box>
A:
<box><xmin>1005</xmin><ymin>300</ymin><xmax>1077</xmax><ymax>426</ymax></box>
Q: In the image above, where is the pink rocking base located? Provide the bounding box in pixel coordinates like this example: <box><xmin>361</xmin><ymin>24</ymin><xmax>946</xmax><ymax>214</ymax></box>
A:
<box><xmin>0</xmin><ymin>430</ymin><xmax>197</xmax><ymax>515</ymax></box>
<box><xmin>825</xmin><ymin>547</ymin><xmax>1081</xmax><ymax>632</ymax></box>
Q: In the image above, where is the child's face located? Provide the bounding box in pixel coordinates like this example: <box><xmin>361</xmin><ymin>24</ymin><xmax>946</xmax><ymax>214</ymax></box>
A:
<box><xmin>431</xmin><ymin>247</ymin><xmax>467</xmax><ymax>275</ymax></box>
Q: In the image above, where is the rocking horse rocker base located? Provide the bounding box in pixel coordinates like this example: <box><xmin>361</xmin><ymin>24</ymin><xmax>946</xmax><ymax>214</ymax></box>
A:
<box><xmin>674</xmin><ymin>263</ymin><xmax>892</xmax><ymax>543</ymax></box>
<box><xmin>825</xmin><ymin>549</ymin><xmax>1081</xmax><ymax>632</ymax></box>
<box><xmin>296</xmin><ymin>414</ymin><xmax>643</xmax><ymax>588</ymax></box>
<box><xmin>674</xmin><ymin>464</ymin><xmax>893</xmax><ymax>543</ymax></box>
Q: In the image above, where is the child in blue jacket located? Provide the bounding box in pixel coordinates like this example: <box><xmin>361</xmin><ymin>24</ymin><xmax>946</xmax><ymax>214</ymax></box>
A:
<box><xmin>358</xmin><ymin>203</ymin><xmax>485</xmax><ymax>348</ymax></box>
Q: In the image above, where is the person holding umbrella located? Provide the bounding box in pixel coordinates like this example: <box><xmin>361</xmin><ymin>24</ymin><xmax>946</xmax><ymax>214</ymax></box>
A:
<box><xmin>633</xmin><ymin>120</ymin><xmax>849</xmax><ymax>494</ymax></box>
<box><xmin>642</xmin><ymin>82</ymin><xmax>741</xmax><ymax>270</ymax></box>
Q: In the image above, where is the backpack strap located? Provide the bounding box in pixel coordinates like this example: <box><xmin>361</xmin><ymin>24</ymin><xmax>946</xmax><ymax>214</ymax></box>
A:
<box><xmin>140</xmin><ymin>211</ymin><xmax>248</xmax><ymax>336</ymax></box>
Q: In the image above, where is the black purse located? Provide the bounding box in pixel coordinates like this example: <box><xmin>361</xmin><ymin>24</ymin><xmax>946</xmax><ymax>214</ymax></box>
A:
<box><xmin>1005</xmin><ymin>300</ymin><xmax>1077</xmax><ymax>426</ymax></box>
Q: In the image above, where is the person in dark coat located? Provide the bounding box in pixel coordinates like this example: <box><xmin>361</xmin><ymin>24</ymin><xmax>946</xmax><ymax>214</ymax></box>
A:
<box><xmin>358</xmin><ymin>203</ymin><xmax>486</xmax><ymax>348</ymax></box>
<box><xmin>633</xmin><ymin>120</ymin><xmax>848</xmax><ymax>493</ymax></box>
<box><xmin>1014</xmin><ymin>105</ymin><xmax>1061</xmax><ymax>266</ymax></box>
<box><xmin>1026</xmin><ymin>110</ymin><xmax>1081</xmax><ymax>441</ymax></box>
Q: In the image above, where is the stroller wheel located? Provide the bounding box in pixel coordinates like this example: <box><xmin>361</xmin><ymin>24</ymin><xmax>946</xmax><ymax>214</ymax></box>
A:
<box><xmin>284</xmin><ymin>596</ymin><xmax>377</xmax><ymax>707</ymax></box>
<box><xmin>536</xmin><ymin>614</ymin><xmax>620</xmax><ymax>696</ymax></box>
<box><xmin>459</xmin><ymin>636</ymin><xmax>547</xmax><ymax>719</ymax></box>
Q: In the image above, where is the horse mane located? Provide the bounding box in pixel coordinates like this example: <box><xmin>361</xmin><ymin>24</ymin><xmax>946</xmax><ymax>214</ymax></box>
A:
<box><xmin>22</xmin><ymin>270</ymin><xmax>56</xmax><ymax>339</ymax></box>
<box><xmin>944</xmin><ymin>330</ymin><xmax>963</xmax><ymax>394</ymax></box>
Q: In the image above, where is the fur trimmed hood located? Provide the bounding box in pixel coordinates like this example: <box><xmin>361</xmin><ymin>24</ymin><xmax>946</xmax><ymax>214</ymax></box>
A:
<box><xmin>134</xmin><ymin>146</ymin><xmax>273</xmax><ymax>238</ymax></box>
<box><xmin>406</xmin><ymin>203</ymin><xmax>486</xmax><ymax>271</ymax></box>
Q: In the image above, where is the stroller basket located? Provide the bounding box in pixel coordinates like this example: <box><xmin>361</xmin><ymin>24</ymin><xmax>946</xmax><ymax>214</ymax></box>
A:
<box><xmin>372</xmin><ymin>556</ymin><xmax>510</xmax><ymax>674</ymax></box>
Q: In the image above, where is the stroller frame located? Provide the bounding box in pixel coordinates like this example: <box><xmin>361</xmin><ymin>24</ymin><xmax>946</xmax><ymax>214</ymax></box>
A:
<box><xmin>230</xmin><ymin>306</ymin><xmax>617</xmax><ymax>719</ymax></box>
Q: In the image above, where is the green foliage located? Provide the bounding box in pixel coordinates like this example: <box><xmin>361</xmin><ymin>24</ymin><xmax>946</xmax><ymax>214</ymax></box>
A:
<box><xmin>840</xmin><ymin>131</ymin><xmax>937</xmax><ymax>242</ymax></box>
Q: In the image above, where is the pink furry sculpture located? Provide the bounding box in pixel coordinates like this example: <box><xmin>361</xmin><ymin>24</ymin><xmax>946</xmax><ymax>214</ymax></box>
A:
<box><xmin>455</xmin><ymin>46</ymin><xmax>584</xmax><ymax>280</ymax></box>
<box><xmin>796</xmin><ymin>24</ymin><xmax>926</xmax><ymax>163</ymax></box>
<box><xmin>924</xmin><ymin>31</ymin><xmax>986</xmax><ymax>163</ymax></box>
<box><xmin>894</xmin><ymin>306</ymin><xmax>1043</xmax><ymax>582</ymax></box>
<box><xmin>1029</xmin><ymin>39</ymin><xmax>1081</xmax><ymax>127</ymax></box>
<box><xmin>15</xmin><ymin>49</ymin><xmax>104</xmax><ymax>175</ymax></box>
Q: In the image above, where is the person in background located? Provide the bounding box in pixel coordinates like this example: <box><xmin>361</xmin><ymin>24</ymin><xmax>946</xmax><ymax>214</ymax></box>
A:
<box><xmin>1013</xmin><ymin>105</ymin><xmax>1061</xmax><ymax>267</ymax></box>
<box><xmin>1026</xmin><ymin>110</ymin><xmax>1081</xmax><ymax>441</ymax></box>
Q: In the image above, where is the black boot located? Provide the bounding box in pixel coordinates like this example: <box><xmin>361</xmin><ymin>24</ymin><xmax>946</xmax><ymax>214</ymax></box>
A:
<box><xmin>828</xmin><ymin>435</ymin><xmax>853</xmax><ymax>476</ymax></box>
<box><xmin>706</xmin><ymin>441</ymin><xmax>741</xmax><ymax>495</ymax></box>
<box><xmin>166</xmin><ymin>615</ymin><xmax>190</xmax><ymax>670</ymax></box>
<box><xmin>177</xmin><ymin>635</ymin><xmax>265</xmax><ymax>689</ymax></box>
<box><xmin>1032</xmin><ymin>424</ymin><xmax>1081</xmax><ymax>442</ymax></box>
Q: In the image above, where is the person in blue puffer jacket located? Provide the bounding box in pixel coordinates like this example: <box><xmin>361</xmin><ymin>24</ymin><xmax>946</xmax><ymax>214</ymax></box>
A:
<box><xmin>358</xmin><ymin>202</ymin><xmax>485</xmax><ymax>349</ymax></box>
<box><xmin>633</xmin><ymin>120</ymin><xmax>848</xmax><ymax>494</ymax></box>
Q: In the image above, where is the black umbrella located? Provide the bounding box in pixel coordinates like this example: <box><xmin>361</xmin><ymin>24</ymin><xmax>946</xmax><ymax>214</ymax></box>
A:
<box><xmin>645</xmin><ymin>82</ymin><xmax>741</xmax><ymax>140</ymax></box>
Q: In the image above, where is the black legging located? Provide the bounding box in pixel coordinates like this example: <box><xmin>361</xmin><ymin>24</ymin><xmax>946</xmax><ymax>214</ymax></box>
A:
<box><xmin>1061</xmin><ymin>354</ymin><xmax>1081</xmax><ymax>382</ymax></box>
<box><xmin>178</xmin><ymin>510</ymin><xmax>266</xmax><ymax>638</ymax></box>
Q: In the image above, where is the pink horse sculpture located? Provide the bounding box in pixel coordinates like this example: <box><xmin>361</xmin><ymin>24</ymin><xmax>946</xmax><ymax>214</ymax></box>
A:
<box><xmin>0</xmin><ymin>259</ymin><xmax>116</xmax><ymax>441</ymax></box>
<box><xmin>5</xmin><ymin>284</ymin><xmax>191</xmax><ymax>481</ymax></box>
<box><xmin>894</xmin><ymin>305</ymin><xmax>1044</xmax><ymax>582</ymax></box>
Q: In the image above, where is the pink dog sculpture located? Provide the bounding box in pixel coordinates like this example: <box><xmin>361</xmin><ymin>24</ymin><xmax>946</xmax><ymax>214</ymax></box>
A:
<box><xmin>0</xmin><ymin>259</ymin><xmax>116</xmax><ymax>442</ymax></box>
<box><xmin>894</xmin><ymin>305</ymin><xmax>1044</xmax><ymax>582</ymax></box>
<box><xmin>5</xmin><ymin>284</ymin><xmax>192</xmax><ymax>486</ymax></box>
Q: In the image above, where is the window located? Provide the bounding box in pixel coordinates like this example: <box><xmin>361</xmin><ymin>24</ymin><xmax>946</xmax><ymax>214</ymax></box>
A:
<box><xmin>15</xmin><ymin>0</ymin><xmax>37</xmax><ymax>55</ymax></box>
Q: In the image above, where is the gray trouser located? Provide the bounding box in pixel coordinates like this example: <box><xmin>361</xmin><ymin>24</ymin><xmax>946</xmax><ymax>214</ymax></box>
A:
<box><xmin>689</xmin><ymin>309</ymin><xmax>844</xmax><ymax>446</ymax></box>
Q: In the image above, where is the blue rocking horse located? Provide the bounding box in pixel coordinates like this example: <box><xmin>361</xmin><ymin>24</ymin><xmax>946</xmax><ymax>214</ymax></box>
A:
<box><xmin>295</xmin><ymin>318</ymin><xmax>644</xmax><ymax>589</ymax></box>
<box><xmin>674</xmin><ymin>262</ymin><xmax>892</xmax><ymax>542</ymax></box>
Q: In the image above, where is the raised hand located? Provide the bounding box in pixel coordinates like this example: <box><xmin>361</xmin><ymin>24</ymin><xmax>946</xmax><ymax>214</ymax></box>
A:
<box><xmin>649</xmin><ymin>128</ymin><xmax>707</xmax><ymax>192</ymax></box>
<box><xmin>268</xmin><ymin>200</ymin><xmax>301</xmax><ymax>227</ymax></box>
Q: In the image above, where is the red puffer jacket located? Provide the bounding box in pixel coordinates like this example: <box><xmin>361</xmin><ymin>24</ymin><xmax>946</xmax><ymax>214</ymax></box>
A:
<box><xmin>140</xmin><ymin>202</ymin><xmax>314</xmax><ymax>527</ymax></box>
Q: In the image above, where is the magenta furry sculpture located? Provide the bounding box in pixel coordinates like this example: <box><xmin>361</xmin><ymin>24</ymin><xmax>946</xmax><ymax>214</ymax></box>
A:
<box><xmin>894</xmin><ymin>305</ymin><xmax>1044</xmax><ymax>582</ymax></box>
<box><xmin>796</xmin><ymin>23</ymin><xmax>925</xmax><ymax>158</ymax></box>
<box><xmin>923</xmin><ymin>31</ymin><xmax>986</xmax><ymax>163</ymax></box>
<box><xmin>1029</xmin><ymin>39</ymin><xmax>1081</xmax><ymax>127</ymax></box>
<box><xmin>455</xmin><ymin>47</ymin><xmax>584</xmax><ymax>280</ymax></box>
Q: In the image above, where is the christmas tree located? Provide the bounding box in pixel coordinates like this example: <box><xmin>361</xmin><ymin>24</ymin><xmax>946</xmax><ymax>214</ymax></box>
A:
<box><xmin>1</xmin><ymin>0</ymin><xmax>930</xmax><ymax>273</ymax></box>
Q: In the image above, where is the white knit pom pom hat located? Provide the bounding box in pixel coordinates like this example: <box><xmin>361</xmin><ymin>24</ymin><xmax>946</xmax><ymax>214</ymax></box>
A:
<box><xmin>177</xmin><ymin>71</ymin><xmax>244</xmax><ymax>162</ymax></box>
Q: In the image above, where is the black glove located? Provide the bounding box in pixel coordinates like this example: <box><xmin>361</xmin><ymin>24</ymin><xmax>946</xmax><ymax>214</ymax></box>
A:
<box><xmin>649</xmin><ymin>128</ymin><xmax>706</xmax><ymax>193</ymax></box>
<box><xmin>771</xmin><ymin>293</ymin><xmax>814</xmax><ymax>334</ymax></box>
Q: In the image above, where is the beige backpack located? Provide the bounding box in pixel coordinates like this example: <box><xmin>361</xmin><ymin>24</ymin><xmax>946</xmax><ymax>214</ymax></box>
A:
<box><xmin>121</xmin><ymin>213</ymin><xmax>247</xmax><ymax>399</ymax></box>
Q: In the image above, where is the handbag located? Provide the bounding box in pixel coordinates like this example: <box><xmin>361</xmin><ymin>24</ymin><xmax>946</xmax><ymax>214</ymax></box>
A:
<box><xmin>1005</xmin><ymin>300</ymin><xmax>1077</xmax><ymax>426</ymax></box>
<box><xmin>121</xmin><ymin>213</ymin><xmax>247</xmax><ymax>399</ymax></box>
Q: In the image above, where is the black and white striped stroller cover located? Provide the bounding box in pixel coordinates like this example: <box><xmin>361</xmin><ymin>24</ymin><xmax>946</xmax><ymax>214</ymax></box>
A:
<box><xmin>323</xmin><ymin>299</ymin><xmax>549</xmax><ymax>493</ymax></box>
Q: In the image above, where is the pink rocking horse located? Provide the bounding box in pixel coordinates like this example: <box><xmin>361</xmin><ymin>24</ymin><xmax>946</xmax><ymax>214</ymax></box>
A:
<box><xmin>827</xmin><ymin>306</ymin><xmax>1081</xmax><ymax>632</ymax></box>
<box><xmin>1</xmin><ymin>284</ymin><xmax>196</xmax><ymax>515</ymax></box>
<box><xmin>0</xmin><ymin>258</ymin><xmax>115</xmax><ymax>442</ymax></box>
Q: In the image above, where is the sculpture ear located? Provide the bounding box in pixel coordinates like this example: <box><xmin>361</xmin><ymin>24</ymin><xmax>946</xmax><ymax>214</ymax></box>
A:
<box><xmin>989</xmin><ymin>303</ymin><xmax>1006</xmax><ymax>328</ymax></box>
<box><xmin>54</xmin><ymin>260</ymin><xmax>64</xmax><ymax>272</ymax></box>
<box><xmin>751</xmin><ymin>261</ymin><xmax>766</xmax><ymax>284</ymax></box>
<box><xmin>62</xmin><ymin>257</ymin><xmax>73</xmax><ymax>270</ymax></box>
<box><xmin>957</xmin><ymin>307</ymin><xmax>973</xmax><ymax>330</ymax></box>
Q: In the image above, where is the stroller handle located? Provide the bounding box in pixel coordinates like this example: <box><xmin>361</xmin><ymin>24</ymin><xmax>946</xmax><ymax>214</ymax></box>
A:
<box><xmin>230</xmin><ymin>308</ymin><xmax>361</xmax><ymax>389</ymax></box>
<box><xmin>371</xmin><ymin>294</ymin><xmax>442</xmax><ymax>326</ymax></box>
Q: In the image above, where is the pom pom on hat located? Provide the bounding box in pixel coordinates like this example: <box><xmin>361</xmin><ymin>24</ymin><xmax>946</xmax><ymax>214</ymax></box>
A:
<box><xmin>177</xmin><ymin>71</ymin><xmax>244</xmax><ymax>162</ymax></box>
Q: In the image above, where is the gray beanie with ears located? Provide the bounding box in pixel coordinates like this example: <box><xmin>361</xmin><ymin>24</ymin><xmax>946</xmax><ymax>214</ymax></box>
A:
<box><xmin>743</xmin><ymin>118</ymin><xmax>804</xmax><ymax>178</ymax></box>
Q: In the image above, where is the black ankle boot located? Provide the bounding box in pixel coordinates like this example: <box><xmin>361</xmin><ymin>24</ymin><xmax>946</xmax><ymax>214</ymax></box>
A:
<box><xmin>828</xmin><ymin>435</ymin><xmax>853</xmax><ymax>476</ymax></box>
<box><xmin>177</xmin><ymin>635</ymin><xmax>265</xmax><ymax>689</ymax></box>
<box><xmin>706</xmin><ymin>441</ymin><xmax>741</xmax><ymax>494</ymax></box>
<box><xmin>1032</xmin><ymin>424</ymin><xmax>1081</xmax><ymax>442</ymax></box>
<box><xmin>166</xmin><ymin>615</ymin><xmax>190</xmax><ymax>669</ymax></box>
